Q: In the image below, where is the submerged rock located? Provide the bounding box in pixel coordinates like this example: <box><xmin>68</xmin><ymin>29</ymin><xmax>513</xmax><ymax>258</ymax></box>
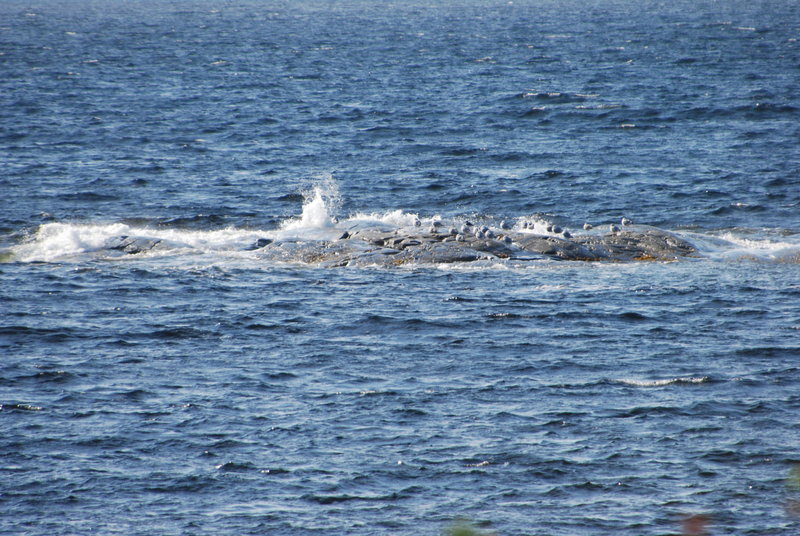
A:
<box><xmin>106</xmin><ymin>235</ymin><xmax>162</xmax><ymax>255</ymax></box>
<box><xmin>246</xmin><ymin>238</ymin><xmax>273</xmax><ymax>250</ymax></box>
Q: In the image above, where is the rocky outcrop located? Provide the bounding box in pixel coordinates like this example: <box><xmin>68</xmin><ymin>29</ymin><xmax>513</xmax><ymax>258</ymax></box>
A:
<box><xmin>103</xmin><ymin>224</ymin><xmax>698</xmax><ymax>267</ymax></box>
<box><xmin>252</xmin><ymin>227</ymin><xmax>698</xmax><ymax>266</ymax></box>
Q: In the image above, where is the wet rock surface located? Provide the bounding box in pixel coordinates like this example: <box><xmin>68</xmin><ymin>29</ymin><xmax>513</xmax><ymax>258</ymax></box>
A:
<box><xmin>106</xmin><ymin>235</ymin><xmax>163</xmax><ymax>255</ymax></box>
<box><xmin>251</xmin><ymin>227</ymin><xmax>698</xmax><ymax>266</ymax></box>
<box><xmin>103</xmin><ymin>225</ymin><xmax>697</xmax><ymax>266</ymax></box>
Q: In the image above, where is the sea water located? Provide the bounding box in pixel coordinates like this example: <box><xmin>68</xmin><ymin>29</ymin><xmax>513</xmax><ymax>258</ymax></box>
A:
<box><xmin>2</xmin><ymin>0</ymin><xmax>799</xmax><ymax>534</ymax></box>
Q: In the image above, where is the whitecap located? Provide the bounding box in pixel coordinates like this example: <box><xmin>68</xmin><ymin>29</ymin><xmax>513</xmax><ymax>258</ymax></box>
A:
<box><xmin>615</xmin><ymin>377</ymin><xmax>710</xmax><ymax>387</ymax></box>
<box><xmin>689</xmin><ymin>230</ymin><xmax>800</xmax><ymax>263</ymax></box>
<box><xmin>11</xmin><ymin>222</ymin><xmax>132</xmax><ymax>262</ymax></box>
<box><xmin>346</xmin><ymin>209</ymin><xmax>421</xmax><ymax>230</ymax></box>
<box><xmin>8</xmin><ymin>221</ymin><xmax>266</xmax><ymax>263</ymax></box>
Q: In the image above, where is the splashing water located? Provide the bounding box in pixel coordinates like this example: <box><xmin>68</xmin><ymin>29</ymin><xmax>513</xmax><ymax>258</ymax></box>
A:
<box><xmin>283</xmin><ymin>179</ymin><xmax>341</xmax><ymax>231</ymax></box>
<box><xmin>11</xmin><ymin>222</ymin><xmax>132</xmax><ymax>262</ymax></box>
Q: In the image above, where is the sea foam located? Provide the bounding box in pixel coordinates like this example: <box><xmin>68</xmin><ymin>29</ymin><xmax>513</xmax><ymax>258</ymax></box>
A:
<box><xmin>615</xmin><ymin>377</ymin><xmax>711</xmax><ymax>387</ymax></box>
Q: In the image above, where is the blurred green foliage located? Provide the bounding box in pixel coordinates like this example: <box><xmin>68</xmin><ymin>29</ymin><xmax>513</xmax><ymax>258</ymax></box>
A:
<box><xmin>787</xmin><ymin>464</ymin><xmax>800</xmax><ymax>490</ymax></box>
<box><xmin>445</xmin><ymin>519</ymin><xmax>492</xmax><ymax>536</ymax></box>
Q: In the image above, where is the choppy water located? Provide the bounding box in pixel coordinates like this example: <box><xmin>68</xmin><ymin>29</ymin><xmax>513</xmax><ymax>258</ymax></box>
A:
<box><xmin>2</xmin><ymin>1</ymin><xmax>800</xmax><ymax>535</ymax></box>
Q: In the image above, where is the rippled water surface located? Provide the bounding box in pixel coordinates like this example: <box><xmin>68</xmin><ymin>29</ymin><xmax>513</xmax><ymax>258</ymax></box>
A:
<box><xmin>2</xmin><ymin>0</ymin><xmax>800</xmax><ymax>534</ymax></box>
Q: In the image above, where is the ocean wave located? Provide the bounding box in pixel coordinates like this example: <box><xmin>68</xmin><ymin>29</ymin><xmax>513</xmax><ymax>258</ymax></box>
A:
<box><xmin>613</xmin><ymin>377</ymin><xmax>712</xmax><ymax>388</ymax></box>
<box><xmin>689</xmin><ymin>230</ymin><xmax>800</xmax><ymax>263</ymax></box>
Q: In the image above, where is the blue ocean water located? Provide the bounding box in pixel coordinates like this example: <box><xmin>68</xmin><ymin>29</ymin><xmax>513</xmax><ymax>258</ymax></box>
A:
<box><xmin>1</xmin><ymin>0</ymin><xmax>800</xmax><ymax>534</ymax></box>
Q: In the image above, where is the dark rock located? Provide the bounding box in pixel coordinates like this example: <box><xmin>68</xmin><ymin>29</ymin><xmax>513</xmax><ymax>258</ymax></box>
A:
<box><xmin>246</xmin><ymin>238</ymin><xmax>273</xmax><ymax>250</ymax></box>
<box><xmin>106</xmin><ymin>236</ymin><xmax>162</xmax><ymax>255</ymax></box>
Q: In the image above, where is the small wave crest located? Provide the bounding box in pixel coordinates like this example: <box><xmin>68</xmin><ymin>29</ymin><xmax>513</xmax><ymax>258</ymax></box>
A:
<box><xmin>690</xmin><ymin>230</ymin><xmax>800</xmax><ymax>263</ymax></box>
<box><xmin>348</xmin><ymin>209</ymin><xmax>421</xmax><ymax>230</ymax></box>
<box><xmin>614</xmin><ymin>376</ymin><xmax>711</xmax><ymax>387</ymax></box>
<box><xmin>10</xmin><ymin>222</ymin><xmax>133</xmax><ymax>262</ymax></box>
<box><xmin>6</xmin><ymin>222</ymin><xmax>263</xmax><ymax>263</ymax></box>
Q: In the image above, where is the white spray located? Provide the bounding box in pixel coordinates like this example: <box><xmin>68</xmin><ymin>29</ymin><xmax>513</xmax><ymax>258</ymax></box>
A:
<box><xmin>283</xmin><ymin>177</ymin><xmax>341</xmax><ymax>231</ymax></box>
